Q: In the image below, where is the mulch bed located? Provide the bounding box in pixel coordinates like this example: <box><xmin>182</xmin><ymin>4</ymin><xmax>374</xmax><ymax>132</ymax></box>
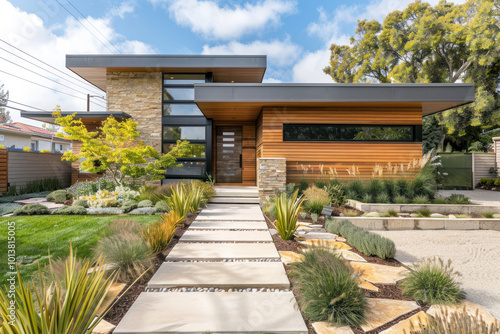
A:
<box><xmin>103</xmin><ymin>212</ymin><xmax>197</xmax><ymax>325</ymax></box>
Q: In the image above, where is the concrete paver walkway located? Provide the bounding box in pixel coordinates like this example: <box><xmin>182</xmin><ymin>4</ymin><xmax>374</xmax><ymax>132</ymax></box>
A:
<box><xmin>115</xmin><ymin>202</ymin><xmax>308</xmax><ymax>333</ymax></box>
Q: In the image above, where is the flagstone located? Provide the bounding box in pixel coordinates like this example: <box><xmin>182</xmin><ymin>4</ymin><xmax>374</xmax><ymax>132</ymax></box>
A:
<box><xmin>379</xmin><ymin>311</ymin><xmax>429</xmax><ymax>334</ymax></box>
<box><xmin>92</xmin><ymin>319</ymin><xmax>116</xmax><ymax>334</ymax></box>
<box><xmin>148</xmin><ymin>262</ymin><xmax>290</xmax><ymax>289</ymax></box>
<box><xmin>312</xmin><ymin>322</ymin><xmax>354</xmax><ymax>334</ymax></box>
<box><xmin>295</xmin><ymin>232</ymin><xmax>338</xmax><ymax>240</ymax></box>
<box><xmin>357</xmin><ymin>278</ymin><xmax>379</xmax><ymax>292</ymax></box>
<box><xmin>351</xmin><ymin>262</ymin><xmax>407</xmax><ymax>285</ymax></box>
<box><xmin>337</xmin><ymin>250</ymin><xmax>366</xmax><ymax>262</ymax></box>
<box><xmin>14</xmin><ymin>197</ymin><xmax>47</xmax><ymax>204</ymax></box>
<box><xmin>427</xmin><ymin>300</ymin><xmax>499</xmax><ymax>326</ymax></box>
<box><xmin>361</xmin><ymin>298</ymin><xmax>420</xmax><ymax>332</ymax></box>
<box><xmin>179</xmin><ymin>230</ymin><xmax>272</xmax><ymax>242</ymax></box>
<box><xmin>299</xmin><ymin>239</ymin><xmax>351</xmax><ymax>250</ymax></box>
<box><xmin>114</xmin><ymin>292</ymin><xmax>308</xmax><ymax>333</ymax></box>
<box><xmin>97</xmin><ymin>282</ymin><xmax>126</xmax><ymax>315</ymax></box>
<box><xmin>279</xmin><ymin>251</ymin><xmax>304</xmax><ymax>264</ymax></box>
<box><xmin>166</xmin><ymin>243</ymin><xmax>280</xmax><ymax>261</ymax></box>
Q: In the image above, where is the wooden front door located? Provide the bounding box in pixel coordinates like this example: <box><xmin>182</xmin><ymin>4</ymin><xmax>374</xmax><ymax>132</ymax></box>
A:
<box><xmin>216</xmin><ymin>126</ymin><xmax>242</xmax><ymax>183</ymax></box>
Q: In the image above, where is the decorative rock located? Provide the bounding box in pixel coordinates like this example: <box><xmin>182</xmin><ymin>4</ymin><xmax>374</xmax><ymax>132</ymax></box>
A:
<box><xmin>97</xmin><ymin>283</ymin><xmax>126</xmax><ymax>314</ymax></box>
<box><xmin>92</xmin><ymin>319</ymin><xmax>116</xmax><ymax>334</ymax></box>
<box><xmin>350</xmin><ymin>262</ymin><xmax>407</xmax><ymax>285</ymax></box>
<box><xmin>298</xmin><ymin>222</ymin><xmax>312</xmax><ymax>226</ymax></box>
<box><xmin>336</xmin><ymin>250</ymin><xmax>366</xmax><ymax>262</ymax></box>
<box><xmin>279</xmin><ymin>251</ymin><xmax>304</xmax><ymax>264</ymax></box>
<box><xmin>312</xmin><ymin>322</ymin><xmax>354</xmax><ymax>334</ymax></box>
<box><xmin>361</xmin><ymin>298</ymin><xmax>420</xmax><ymax>332</ymax></box>
<box><xmin>297</xmin><ymin>225</ymin><xmax>312</xmax><ymax>231</ymax></box>
<box><xmin>295</xmin><ymin>232</ymin><xmax>337</xmax><ymax>240</ymax></box>
<box><xmin>365</xmin><ymin>212</ymin><xmax>381</xmax><ymax>217</ymax></box>
<box><xmin>269</xmin><ymin>228</ymin><xmax>279</xmax><ymax>236</ymax></box>
<box><xmin>335</xmin><ymin>236</ymin><xmax>347</xmax><ymax>242</ymax></box>
<box><xmin>427</xmin><ymin>300</ymin><xmax>499</xmax><ymax>326</ymax></box>
<box><xmin>398</xmin><ymin>213</ymin><xmax>410</xmax><ymax>217</ymax></box>
<box><xmin>430</xmin><ymin>213</ymin><xmax>447</xmax><ymax>218</ymax></box>
<box><xmin>299</xmin><ymin>239</ymin><xmax>350</xmax><ymax>250</ymax></box>
<box><xmin>379</xmin><ymin>311</ymin><xmax>429</xmax><ymax>334</ymax></box>
<box><xmin>356</xmin><ymin>278</ymin><xmax>379</xmax><ymax>292</ymax></box>
<box><xmin>449</xmin><ymin>214</ymin><xmax>456</xmax><ymax>219</ymax></box>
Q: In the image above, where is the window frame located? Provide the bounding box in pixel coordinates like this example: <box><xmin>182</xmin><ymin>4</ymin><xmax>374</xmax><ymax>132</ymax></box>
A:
<box><xmin>282</xmin><ymin>124</ymin><xmax>422</xmax><ymax>142</ymax></box>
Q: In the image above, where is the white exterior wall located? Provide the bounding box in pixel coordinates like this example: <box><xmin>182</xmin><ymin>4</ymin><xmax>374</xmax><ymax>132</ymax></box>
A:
<box><xmin>0</xmin><ymin>132</ymin><xmax>31</xmax><ymax>149</ymax></box>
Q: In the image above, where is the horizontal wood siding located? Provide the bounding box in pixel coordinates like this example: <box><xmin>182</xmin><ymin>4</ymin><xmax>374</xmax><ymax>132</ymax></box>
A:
<box><xmin>259</xmin><ymin>107</ymin><xmax>423</xmax><ymax>183</ymax></box>
<box><xmin>473</xmin><ymin>153</ymin><xmax>497</xmax><ymax>186</ymax></box>
<box><xmin>8</xmin><ymin>151</ymin><xmax>71</xmax><ymax>191</ymax></box>
<box><xmin>0</xmin><ymin>150</ymin><xmax>7</xmax><ymax>193</ymax></box>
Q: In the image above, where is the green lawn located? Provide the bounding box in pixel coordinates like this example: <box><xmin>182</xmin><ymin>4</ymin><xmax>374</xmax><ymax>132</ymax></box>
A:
<box><xmin>0</xmin><ymin>215</ymin><xmax>161</xmax><ymax>281</ymax></box>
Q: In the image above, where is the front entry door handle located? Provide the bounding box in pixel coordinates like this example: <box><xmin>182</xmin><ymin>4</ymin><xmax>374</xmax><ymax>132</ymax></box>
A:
<box><xmin>239</xmin><ymin>154</ymin><xmax>242</xmax><ymax>168</ymax></box>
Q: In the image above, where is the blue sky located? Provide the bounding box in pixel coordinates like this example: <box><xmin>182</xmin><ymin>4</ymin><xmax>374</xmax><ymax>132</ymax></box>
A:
<box><xmin>0</xmin><ymin>0</ymin><xmax>461</xmax><ymax>125</ymax></box>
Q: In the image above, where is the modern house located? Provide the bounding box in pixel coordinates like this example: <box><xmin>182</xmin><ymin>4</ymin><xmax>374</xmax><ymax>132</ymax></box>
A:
<box><xmin>21</xmin><ymin>55</ymin><xmax>474</xmax><ymax>197</ymax></box>
<box><xmin>0</xmin><ymin>122</ymin><xmax>71</xmax><ymax>153</ymax></box>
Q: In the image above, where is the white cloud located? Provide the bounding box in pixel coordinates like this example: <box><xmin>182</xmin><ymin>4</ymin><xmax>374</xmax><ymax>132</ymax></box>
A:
<box><xmin>110</xmin><ymin>1</ymin><xmax>135</xmax><ymax>19</ymax></box>
<box><xmin>262</xmin><ymin>78</ymin><xmax>282</xmax><ymax>83</ymax></box>
<box><xmin>155</xmin><ymin>0</ymin><xmax>297</xmax><ymax>40</ymax></box>
<box><xmin>202</xmin><ymin>38</ymin><xmax>301</xmax><ymax>67</ymax></box>
<box><xmin>0</xmin><ymin>0</ymin><xmax>154</xmax><ymax>126</ymax></box>
<box><xmin>292</xmin><ymin>49</ymin><xmax>332</xmax><ymax>83</ymax></box>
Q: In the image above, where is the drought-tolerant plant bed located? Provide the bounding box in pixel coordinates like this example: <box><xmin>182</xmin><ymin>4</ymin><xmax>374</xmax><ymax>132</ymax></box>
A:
<box><xmin>103</xmin><ymin>212</ymin><xmax>197</xmax><ymax>325</ymax></box>
<box><xmin>0</xmin><ymin>215</ymin><xmax>162</xmax><ymax>281</ymax></box>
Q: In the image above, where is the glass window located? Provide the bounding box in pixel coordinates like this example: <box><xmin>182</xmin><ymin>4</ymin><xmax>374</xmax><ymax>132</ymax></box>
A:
<box><xmin>163</xmin><ymin>103</ymin><xmax>203</xmax><ymax>116</ymax></box>
<box><xmin>163</xmin><ymin>88</ymin><xmax>194</xmax><ymax>101</ymax></box>
<box><xmin>165</xmin><ymin>161</ymin><xmax>206</xmax><ymax>176</ymax></box>
<box><xmin>163</xmin><ymin>143</ymin><xmax>205</xmax><ymax>158</ymax></box>
<box><xmin>283</xmin><ymin>124</ymin><xmax>416</xmax><ymax>142</ymax></box>
<box><xmin>164</xmin><ymin>74</ymin><xmax>206</xmax><ymax>84</ymax></box>
<box><xmin>163</xmin><ymin>126</ymin><xmax>206</xmax><ymax>140</ymax></box>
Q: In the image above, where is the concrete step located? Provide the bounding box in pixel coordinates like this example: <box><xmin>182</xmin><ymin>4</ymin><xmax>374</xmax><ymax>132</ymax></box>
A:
<box><xmin>189</xmin><ymin>220</ymin><xmax>268</xmax><ymax>230</ymax></box>
<box><xmin>209</xmin><ymin>196</ymin><xmax>260</xmax><ymax>204</ymax></box>
<box><xmin>196</xmin><ymin>204</ymin><xmax>265</xmax><ymax>221</ymax></box>
<box><xmin>114</xmin><ymin>292</ymin><xmax>308</xmax><ymax>333</ymax></box>
<box><xmin>179</xmin><ymin>230</ymin><xmax>272</xmax><ymax>243</ymax></box>
<box><xmin>166</xmin><ymin>242</ymin><xmax>280</xmax><ymax>261</ymax></box>
<box><xmin>214</xmin><ymin>186</ymin><xmax>259</xmax><ymax>198</ymax></box>
<box><xmin>148</xmin><ymin>262</ymin><xmax>290</xmax><ymax>289</ymax></box>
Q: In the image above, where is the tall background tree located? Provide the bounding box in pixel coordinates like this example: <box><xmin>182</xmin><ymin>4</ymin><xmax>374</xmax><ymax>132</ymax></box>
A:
<box><xmin>324</xmin><ymin>0</ymin><xmax>499</xmax><ymax>152</ymax></box>
<box><xmin>0</xmin><ymin>82</ymin><xmax>11</xmax><ymax>123</ymax></box>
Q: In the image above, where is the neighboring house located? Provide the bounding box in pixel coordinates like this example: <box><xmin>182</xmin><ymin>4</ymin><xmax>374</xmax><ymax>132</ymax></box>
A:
<box><xmin>0</xmin><ymin>122</ymin><xmax>71</xmax><ymax>153</ymax></box>
<box><xmin>21</xmin><ymin>55</ymin><xmax>475</xmax><ymax>193</ymax></box>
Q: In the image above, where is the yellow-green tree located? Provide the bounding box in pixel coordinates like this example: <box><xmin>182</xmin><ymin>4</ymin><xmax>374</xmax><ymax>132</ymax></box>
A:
<box><xmin>54</xmin><ymin>112</ymin><xmax>191</xmax><ymax>185</ymax></box>
<box><xmin>324</xmin><ymin>0</ymin><xmax>499</xmax><ymax>151</ymax></box>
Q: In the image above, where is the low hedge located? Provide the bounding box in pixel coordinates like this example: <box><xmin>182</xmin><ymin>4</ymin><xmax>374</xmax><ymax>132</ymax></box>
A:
<box><xmin>325</xmin><ymin>219</ymin><xmax>396</xmax><ymax>259</ymax></box>
<box><xmin>480</xmin><ymin>177</ymin><xmax>500</xmax><ymax>187</ymax></box>
<box><xmin>14</xmin><ymin>203</ymin><xmax>50</xmax><ymax>216</ymax></box>
<box><xmin>54</xmin><ymin>205</ymin><xmax>87</xmax><ymax>215</ymax></box>
<box><xmin>46</xmin><ymin>190</ymin><xmax>73</xmax><ymax>203</ymax></box>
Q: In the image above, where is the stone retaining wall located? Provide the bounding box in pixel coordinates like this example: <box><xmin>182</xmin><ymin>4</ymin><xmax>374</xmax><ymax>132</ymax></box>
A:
<box><xmin>347</xmin><ymin>199</ymin><xmax>500</xmax><ymax>215</ymax></box>
<box><xmin>257</xmin><ymin>158</ymin><xmax>286</xmax><ymax>201</ymax></box>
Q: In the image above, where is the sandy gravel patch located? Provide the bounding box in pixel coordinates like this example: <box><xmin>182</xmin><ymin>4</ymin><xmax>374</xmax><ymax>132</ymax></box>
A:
<box><xmin>374</xmin><ymin>230</ymin><xmax>500</xmax><ymax>320</ymax></box>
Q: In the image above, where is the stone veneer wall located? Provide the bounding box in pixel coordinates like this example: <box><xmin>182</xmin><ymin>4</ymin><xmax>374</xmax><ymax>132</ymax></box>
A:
<box><xmin>258</xmin><ymin>158</ymin><xmax>286</xmax><ymax>201</ymax></box>
<box><xmin>106</xmin><ymin>72</ymin><xmax>162</xmax><ymax>153</ymax></box>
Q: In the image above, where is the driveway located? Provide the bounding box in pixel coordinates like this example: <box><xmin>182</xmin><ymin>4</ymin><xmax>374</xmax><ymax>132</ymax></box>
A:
<box><xmin>375</xmin><ymin>230</ymin><xmax>500</xmax><ymax>320</ymax></box>
<box><xmin>438</xmin><ymin>189</ymin><xmax>500</xmax><ymax>206</ymax></box>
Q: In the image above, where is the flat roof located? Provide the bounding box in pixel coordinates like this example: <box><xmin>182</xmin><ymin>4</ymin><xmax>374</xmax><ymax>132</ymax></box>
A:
<box><xmin>194</xmin><ymin>83</ymin><xmax>475</xmax><ymax>121</ymax></box>
<box><xmin>67</xmin><ymin>55</ymin><xmax>267</xmax><ymax>91</ymax></box>
<box><xmin>20</xmin><ymin>111</ymin><xmax>131</xmax><ymax>125</ymax></box>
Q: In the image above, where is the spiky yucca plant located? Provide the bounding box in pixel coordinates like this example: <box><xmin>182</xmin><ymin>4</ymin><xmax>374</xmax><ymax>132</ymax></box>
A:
<box><xmin>0</xmin><ymin>247</ymin><xmax>114</xmax><ymax>334</ymax></box>
<box><xmin>274</xmin><ymin>189</ymin><xmax>304</xmax><ymax>240</ymax></box>
<box><xmin>165</xmin><ymin>183</ymin><xmax>190</xmax><ymax>220</ymax></box>
<box><xmin>187</xmin><ymin>181</ymin><xmax>204</xmax><ymax>213</ymax></box>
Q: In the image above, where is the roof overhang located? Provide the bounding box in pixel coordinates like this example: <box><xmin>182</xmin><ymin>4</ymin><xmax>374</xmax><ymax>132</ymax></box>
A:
<box><xmin>194</xmin><ymin>83</ymin><xmax>475</xmax><ymax>121</ymax></box>
<box><xmin>20</xmin><ymin>111</ymin><xmax>131</xmax><ymax>125</ymax></box>
<box><xmin>67</xmin><ymin>55</ymin><xmax>267</xmax><ymax>91</ymax></box>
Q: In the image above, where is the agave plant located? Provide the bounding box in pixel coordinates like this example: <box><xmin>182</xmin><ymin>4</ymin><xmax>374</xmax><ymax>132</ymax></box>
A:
<box><xmin>274</xmin><ymin>189</ymin><xmax>304</xmax><ymax>240</ymax></box>
<box><xmin>0</xmin><ymin>247</ymin><xmax>115</xmax><ymax>334</ymax></box>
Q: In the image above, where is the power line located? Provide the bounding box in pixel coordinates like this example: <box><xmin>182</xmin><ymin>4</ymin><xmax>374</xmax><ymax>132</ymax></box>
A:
<box><xmin>52</xmin><ymin>0</ymin><xmax>118</xmax><ymax>54</ymax></box>
<box><xmin>0</xmin><ymin>39</ymin><xmax>104</xmax><ymax>93</ymax></box>
<box><xmin>0</xmin><ymin>70</ymin><xmax>87</xmax><ymax>101</ymax></box>
<box><xmin>0</xmin><ymin>46</ymin><xmax>104</xmax><ymax>96</ymax></box>
<box><xmin>5</xmin><ymin>99</ymin><xmax>45</xmax><ymax>111</ymax></box>
<box><xmin>66</xmin><ymin>0</ymin><xmax>122</xmax><ymax>55</ymax></box>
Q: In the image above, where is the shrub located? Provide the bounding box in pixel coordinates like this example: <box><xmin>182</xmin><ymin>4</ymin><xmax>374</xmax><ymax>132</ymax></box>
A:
<box><xmin>493</xmin><ymin>177</ymin><xmax>500</xmax><ymax>186</ymax></box>
<box><xmin>54</xmin><ymin>205</ymin><xmax>87</xmax><ymax>215</ymax></box>
<box><xmin>94</xmin><ymin>231</ymin><xmax>152</xmax><ymax>282</ymax></box>
<box><xmin>418</xmin><ymin>208</ymin><xmax>432</xmax><ymax>217</ymax></box>
<box><xmin>138</xmin><ymin>199</ymin><xmax>153</xmax><ymax>208</ymax></box>
<box><xmin>154</xmin><ymin>200</ymin><xmax>170</xmax><ymax>213</ymax></box>
<box><xmin>482</xmin><ymin>212</ymin><xmax>494</xmax><ymax>219</ymax></box>
<box><xmin>314</xmin><ymin>180</ymin><xmax>326</xmax><ymax>189</ymax></box>
<box><xmin>275</xmin><ymin>189</ymin><xmax>304</xmax><ymax>240</ymax></box>
<box><xmin>285</xmin><ymin>183</ymin><xmax>297</xmax><ymax>198</ymax></box>
<box><xmin>481</xmin><ymin>178</ymin><xmax>496</xmax><ymax>186</ymax></box>
<box><xmin>410</xmin><ymin>306</ymin><xmax>500</xmax><ymax>333</ymax></box>
<box><xmin>303</xmin><ymin>186</ymin><xmax>330</xmax><ymax>214</ymax></box>
<box><xmin>367</xmin><ymin>179</ymin><xmax>383</xmax><ymax>202</ymax></box>
<box><xmin>387</xmin><ymin>209</ymin><xmax>398</xmax><ymax>217</ymax></box>
<box><xmin>0</xmin><ymin>203</ymin><xmax>22</xmax><ymax>215</ymax></box>
<box><xmin>72</xmin><ymin>199</ymin><xmax>89</xmax><ymax>208</ymax></box>
<box><xmin>298</xmin><ymin>178</ymin><xmax>309</xmax><ymax>195</ymax></box>
<box><xmin>142</xmin><ymin>211</ymin><xmax>181</xmax><ymax>253</ymax></box>
<box><xmin>46</xmin><ymin>189</ymin><xmax>73</xmax><ymax>203</ymax></box>
<box><xmin>14</xmin><ymin>203</ymin><xmax>50</xmax><ymax>216</ymax></box>
<box><xmin>382</xmin><ymin>180</ymin><xmax>397</xmax><ymax>202</ymax></box>
<box><xmin>40</xmin><ymin>149</ymin><xmax>51</xmax><ymax>153</ymax></box>
<box><xmin>325</xmin><ymin>183</ymin><xmax>347</xmax><ymax>206</ymax></box>
<box><xmin>394</xmin><ymin>195</ymin><xmax>409</xmax><ymax>204</ymax></box>
<box><xmin>0</xmin><ymin>246</ymin><xmax>115</xmax><ymax>334</ymax></box>
<box><xmin>345</xmin><ymin>180</ymin><xmax>365</xmax><ymax>201</ymax></box>
<box><xmin>446</xmin><ymin>193</ymin><xmax>471</xmax><ymax>205</ymax></box>
<box><xmin>396</xmin><ymin>178</ymin><xmax>412</xmax><ymax>198</ymax></box>
<box><xmin>293</xmin><ymin>248</ymin><xmax>366</xmax><ymax>326</ymax></box>
<box><xmin>325</xmin><ymin>219</ymin><xmax>395</xmax><ymax>259</ymax></box>
<box><xmin>19</xmin><ymin>178</ymin><xmax>61</xmax><ymax>194</ymax></box>
<box><xmin>23</xmin><ymin>147</ymin><xmax>30</xmax><ymax>152</ymax></box>
<box><xmin>362</xmin><ymin>194</ymin><xmax>372</xmax><ymax>204</ymax></box>
<box><xmin>121</xmin><ymin>200</ymin><xmax>138</xmax><ymax>213</ymax></box>
<box><xmin>0</xmin><ymin>144</ymin><xmax>5</xmax><ymax>149</ymax></box>
<box><xmin>412</xmin><ymin>195</ymin><xmax>429</xmax><ymax>204</ymax></box>
<box><xmin>401</xmin><ymin>257</ymin><xmax>465</xmax><ymax>305</ymax></box>
<box><xmin>375</xmin><ymin>192</ymin><xmax>389</xmax><ymax>203</ymax></box>
<box><xmin>311</xmin><ymin>213</ymin><xmax>319</xmax><ymax>223</ymax></box>
<box><xmin>165</xmin><ymin>183</ymin><xmax>190</xmax><ymax>220</ymax></box>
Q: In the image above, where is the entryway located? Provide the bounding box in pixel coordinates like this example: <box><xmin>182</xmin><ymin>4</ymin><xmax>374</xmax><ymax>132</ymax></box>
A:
<box><xmin>216</xmin><ymin>126</ymin><xmax>242</xmax><ymax>183</ymax></box>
